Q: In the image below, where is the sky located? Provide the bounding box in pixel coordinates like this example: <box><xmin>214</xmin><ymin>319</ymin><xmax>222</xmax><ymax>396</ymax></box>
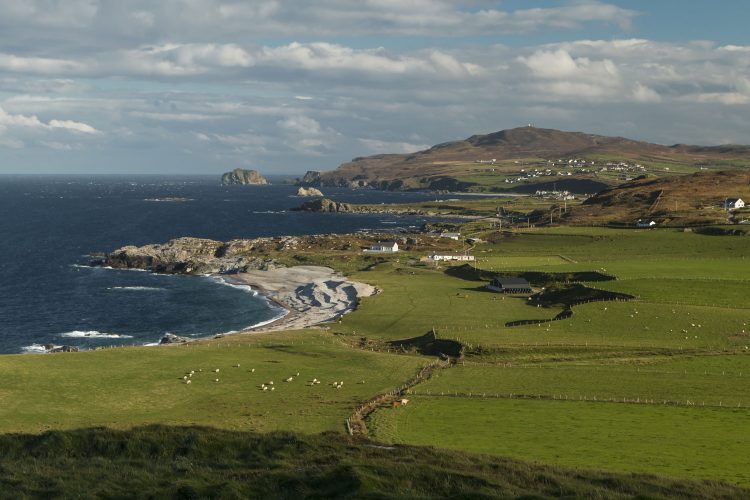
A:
<box><xmin>1</xmin><ymin>1</ymin><xmax>749</xmax><ymax>174</ymax></box>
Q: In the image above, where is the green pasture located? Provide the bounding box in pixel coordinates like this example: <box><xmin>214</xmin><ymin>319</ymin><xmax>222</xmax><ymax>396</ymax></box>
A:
<box><xmin>335</xmin><ymin>264</ymin><xmax>561</xmax><ymax>342</ymax></box>
<box><xmin>369</xmin><ymin>397</ymin><xmax>750</xmax><ymax>486</ymax></box>
<box><xmin>415</xmin><ymin>355</ymin><xmax>750</xmax><ymax>406</ymax></box>
<box><xmin>0</xmin><ymin>331</ymin><xmax>425</xmax><ymax>434</ymax></box>
<box><xmin>594</xmin><ymin>278</ymin><xmax>750</xmax><ymax>307</ymax></box>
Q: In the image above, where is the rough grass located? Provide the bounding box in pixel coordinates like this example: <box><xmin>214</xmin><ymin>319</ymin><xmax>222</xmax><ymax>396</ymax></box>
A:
<box><xmin>0</xmin><ymin>425</ymin><xmax>746</xmax><ymax>499</ymax></box>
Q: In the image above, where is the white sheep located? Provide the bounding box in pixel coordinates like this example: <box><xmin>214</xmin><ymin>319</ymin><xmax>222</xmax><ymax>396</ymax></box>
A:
<box><xmin>295</xmin><ymin>372</ymin><xmax>300</xmax><ymax>377</ymax></box>
<box><xmin>235</xmin><ymin>363</ymin><xmax>240</xmax><ymax>368</ymax></box>
<box><xmin>263</xmin><ymin>386</ymin><xmax>268</xmax><ymax>391</ymax></box>
<box><xmin>271</xmin><ymin>387</ymin><xmax>275</xmax><ymax>391</ymax></box>
<box><xmin>285</xmin><ymin>377</ymin><xmax>293</xmax><ymax>382</ymax></box>
<box><xmin>251</xmin><ymin>368</ymin><xmax>255</xmax><ymax>373</ymax></box>
<box><xmin>268</xmin><ymin>381</ymin><xmax>274</xmax><ymax>385</ymax></box>
<box><xmin>186</xmin><ymin>380</ymin><xmax>191</xmax><ymax>385</ymax></box>
<box><xmin>214</xmin><ymin>368</ymin><xmax>220</xmax><ymax>373</ymax></box>
<box><xmin>215</xmin><ymin>378</ymin><xmax>219</xmax><ymax>382</ymax></box>
<box><xmin>182</xmin><ymin>376</ymin><xmax>187</xmax><ymax>380</ymax></box>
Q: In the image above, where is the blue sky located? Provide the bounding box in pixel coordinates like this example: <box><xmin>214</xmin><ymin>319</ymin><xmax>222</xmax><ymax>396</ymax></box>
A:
<box><xmin>0</xmin><ymin>1</ymin><xmax>748</xmax><ymax>174</ymax></box>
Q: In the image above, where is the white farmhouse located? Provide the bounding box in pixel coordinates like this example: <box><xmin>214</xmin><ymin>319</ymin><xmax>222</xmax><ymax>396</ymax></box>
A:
<box><xmin>369</xmin><ymin>241</ymin><xmax>399</xmax><ymax>252</ymax></box>
<box><xmin>440</xmin><ymin>232</ymin><xmax>461</xmax><ymax>240</ymax></box>
<box><xmin>724</xmin><ymin>198</ymin><xmax>745</xmax><ymax>210</ymax></box>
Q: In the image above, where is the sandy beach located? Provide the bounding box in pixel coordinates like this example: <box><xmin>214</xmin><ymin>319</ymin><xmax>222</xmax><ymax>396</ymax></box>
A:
<box><xmin>229</xmin><ymin>266</ymin><xmax>377</xmax><ymax>332</ymax></box>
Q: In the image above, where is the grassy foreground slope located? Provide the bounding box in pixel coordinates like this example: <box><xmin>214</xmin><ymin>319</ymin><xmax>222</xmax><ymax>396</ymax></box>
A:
<box><xmin>2</xmin><ymin>426</ymin><xmax>745</xmax><ymax>499</ymax></box>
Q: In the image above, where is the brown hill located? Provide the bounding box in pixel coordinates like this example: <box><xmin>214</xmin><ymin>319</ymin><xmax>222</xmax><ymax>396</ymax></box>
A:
<box><xmin>310</xmin><ymin>127</ymin><xmax>750</xmax><ymax>191</ymax></box>
<box><xmin>560</xmin><ymin>170</ymin><xmax>750</xmax><ymax>226</ymax></box>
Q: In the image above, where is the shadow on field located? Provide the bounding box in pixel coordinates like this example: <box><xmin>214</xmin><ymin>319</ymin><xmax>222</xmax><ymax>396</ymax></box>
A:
<box><xmin>507</xmin><ymin>284</ymin><xmax>634</xmax><ymax>327</ymax></box>
<box><xmin>444</xmin><ymin>264</ymin><xmax>616</xmax><ymax>286</ymax></box>
<box><xmin>388</xmin><ymin>330</ymin><xmax>463</xmax><ymax>358</ymax></box>
<box><xmin>0</xmin><ymin>425</ymin><xmax>744</xmax><ymax>499</ymax></box>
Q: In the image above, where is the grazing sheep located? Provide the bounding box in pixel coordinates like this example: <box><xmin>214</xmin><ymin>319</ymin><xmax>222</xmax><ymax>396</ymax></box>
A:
<box><xmin>215</xmin><ymin>379</ymin><xmax>219</xmax><ymax>382</ymax></box>
<box><xmin>400</xmin><ymin>399</ymin><xmax>409</xmax><ymax>405</ymax></box>
<box><xmin>186</xmin><ymin>380</ymin><xmax>191</xmax><ymax>385</ymax></box>
<box><xmin>296</xmin><ymin>372</ymin><xmax>300</xmax><ymax>377</ymax></box>
<box><xmin>314</xmin><ymin>380</ymin><xmax>321</xmax><ymax>384</ymax></box>
<box><xmin>332</xmin><ymin>382</ymin><xmax>338</xmax><ymax>387</ymax></box>
<box><xmin>234</xmin><ymin>364</ymin><xmax>240</xmax><ymax>368</ymax></box>
<box><xmin>251</xmin><ymin>368</ymin><xmax>255</xmax><ymax>373</ymax></box>
<box><xmin>271</xmin><ymin>387</ymin><xmax>275</xmax><ymax>391</ymax></box>
<box><xmin>190</xmin><ymin>371</ymin><xmax>195</xmax><ymax>375</ymax></box>
<box><xmin>312</xmin><ymin>378</ymin><xmax>318</xmax><ymax>383</ymax></box>
<box><xmin>182</xmin><ymin>376</ymin><xmax>187</xmax><ymax>380</ymax></box>
<box><xmin>285</xmin><ymin>377</ymin><xmax>293</xmax><ymax>382</ymax></box>
<box><xmin>339</xmin><ymin>381</ymin><xmax>343</xmax><ymax>385</ymax></box>
<box><xmin>263</xmin><ymin>386</ymin><xmax>268</xmax><ymax>391</ymax></box>
<box><xmin>214</xmin><ymin>369</ymin><xmax>220</xmax><ymax>373</ymax></box>
<box><xmin>268</xmin><ymin>381</ymin><xmax>274</xmax><ymax>385</ymax></box>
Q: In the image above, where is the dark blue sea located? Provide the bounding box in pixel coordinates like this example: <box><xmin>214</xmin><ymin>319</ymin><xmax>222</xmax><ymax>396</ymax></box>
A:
<box><xmin>0</xmin><ymin>175</ymin><xmax>462</xmax><ymax>354</ymax></box>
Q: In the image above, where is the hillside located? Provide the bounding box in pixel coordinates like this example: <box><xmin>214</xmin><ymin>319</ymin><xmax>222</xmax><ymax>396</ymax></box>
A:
<box><xmin>302</xmin><ymin>127</ymin><xmax>750</xmax><ymax>192</ymax></box>
<box><xmin>1</xmin><ymin>426</ymin><xmax>745</xmax><ymax>498</ymax></box>
<box><xmin>559</xmin><ymin>169</ymin><xmax>750</xmax><ymax>226</ymax></box>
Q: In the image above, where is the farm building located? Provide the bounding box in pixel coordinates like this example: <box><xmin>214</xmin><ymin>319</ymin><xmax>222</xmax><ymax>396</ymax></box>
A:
<box><xmin>724</xmin><ymin>198</ymin><xmax>745</xmax><ymax>210</ymax></box>
<box><xmin>440</xmin><ymin>232</ymin><xmax>461</xmax><ymax>240</ymax></box>
<box><xmin>487</xmin><ymin>278</ymin><xmax>532</xmax><ymax>294</ymax></box>
<box><xmin>426</xmin><ymin>253</ymin><xmax>475</xmax><ymax>262</ymax></box>
<box><xmin>369</xmin><ymin>240</ymin><xmax>399</xmax><ymax>252</ymax></box>
<box><xmin>636</xmin><ymin>219</ymin><xmax>657</xmax><ymax>228</ymax></box>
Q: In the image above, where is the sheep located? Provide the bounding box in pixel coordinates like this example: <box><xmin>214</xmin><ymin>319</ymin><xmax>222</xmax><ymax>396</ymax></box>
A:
<box><xmin>190</xmin><ymin>370</ymin><xmax>195</xmax><ymax>375</ymax></box>
<box><xmin>214</xmin><ymin>368</ymin><xmax>220</xmax><ymax>373</ymax></box>
<box><xmin>295</xmin><ymin>372</ymin><xmax>300</xmax><ymax>377</ymax></box>
<box><xmin>182</xmin><ymin>376</ymin><xmax>187</xmax><ymax>380</ymax></box>
<box><xmin>268</xmin><ymin>381</ymin><xmax>274</xmax><ymax>385</ymax></box>
<box><xmin>285</xmin><ymin>377</ymin><xmax>293</xmax><ymax>382</ymax></box>
<box><xmin>263</xmin><ymin>386</ymin><xmax>268</xmax><ymax>391</ymax></box>
<box><xmin>400</xmin><ymin>399</ymin><xmax>409</xmax><ymax>405</ymax></box>
<box><xmin>271</xmin><ymin>387</ymin><xmax>275</xmax><ymax>391</ymax></box>
<box><xmin>251</xmin><ymin>368</ymin><xmax>255</xmax><ymax>373</ymax></box>
<box><xmin>215</xmin><ymin>379</ymin><xmax>220</xmax><ymax>382</ymax></box>
<box><xmin>339</xmin><ymin>381</ymin><xmax>344</xmax><ymax>385</ymax></box>
<box><xmin>188</xmin><ymin>373</ymin><xmax>192</xmax><ymax>378</ymax></box>
<box><xmin>332</xmin><ymin>382</ymin><xmax>338</xmax><ymax>387</ymax></box>
<box><xmin>314</xmin><ymin>380</ymin><xmax>321</xmax><ymax>385</ymax></box>
<box><xmin>312</xmin><ymin>378</ymin><xmax>318</xmax><ymax>383</ymax></box>
<box><xmin>234</xmin><ymin>363</ymin><xmax>240</xmax><ymax>368</ymax></box>
<box><xmin>186</xmin><ymin>380</ymin><xmax>191</xmax><ymax>385</ymax></box>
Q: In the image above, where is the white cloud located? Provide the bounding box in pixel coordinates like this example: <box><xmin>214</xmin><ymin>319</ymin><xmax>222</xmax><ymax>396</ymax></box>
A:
<box><xmin>358</xmin><ymin>138</ymin><xmax>431</xmax><ymax>154</ymax></box>
<box><xmin>48</xmin><ymin>119</ymin><xmax>100</xmax><ymax>134</ymax></box>
<box><xmin>0</xmin><ymin>105</ymin><xmax>100</xmax><ymax>136</ymax></box>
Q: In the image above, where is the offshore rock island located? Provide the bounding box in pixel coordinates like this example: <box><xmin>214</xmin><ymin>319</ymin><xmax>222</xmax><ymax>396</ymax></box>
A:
<box><xmin>221</xmin><ymin>168</ymin><xmax>269</xmax><ymax>185</ymax></box>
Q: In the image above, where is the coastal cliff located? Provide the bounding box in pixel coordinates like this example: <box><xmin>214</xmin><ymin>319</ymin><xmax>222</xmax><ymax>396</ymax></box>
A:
<box><xmin>221</xmin><ymin>168</ymin><xmax>269</xmax><ymax>185</ymax></box>
<box><xmin>290</xmin><ymin>197</ymin><xmax>431</xmax><ymax>216</ymax></box>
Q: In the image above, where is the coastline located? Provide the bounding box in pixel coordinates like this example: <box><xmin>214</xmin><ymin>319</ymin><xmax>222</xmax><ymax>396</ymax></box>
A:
<box><xmin>226</xmin><ymin>265</ymin><xmax>377</xmax><ymax>333</ymax></box>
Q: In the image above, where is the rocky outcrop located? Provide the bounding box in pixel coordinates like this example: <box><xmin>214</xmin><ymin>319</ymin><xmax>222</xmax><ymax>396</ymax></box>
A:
<box><xmin>221</xmin><ymin>168</ymin><xmax>268</xmax><ymax>185</ymax></box>
<box><xmin>159</xmin><ymin>333</ymin><xmax>192</xmax><ymax>344</ymax></box>
<box><xmin>296</xmin><ymin>187</ymin><xmax>324</xmax><ymax>197</ymax></box>
<box><xmin>298</xmin><ymin>170</ymin><xmax>322</xmax><ymax>186</ymax></box>
<box><xmin>104</xmin><ymin>237</ymin><xmax>278</xmax><ymax>275</ymax></box>
<box><xmin>290</xmin><ymin>198</ymin><xmax>354</xmax><ymax>213</ymax></box>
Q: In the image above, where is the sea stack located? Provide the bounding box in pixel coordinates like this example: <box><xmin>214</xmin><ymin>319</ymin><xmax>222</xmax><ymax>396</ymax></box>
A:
<box><xmin>221</xmin><ymin>168</ymin><xmax>269</xmax><ymax>185</ymax></box>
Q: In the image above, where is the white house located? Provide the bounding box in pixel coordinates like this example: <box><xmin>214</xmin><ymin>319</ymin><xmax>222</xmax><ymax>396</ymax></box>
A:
<box><xmin>369</xmin><ymin>241</ymin><xmax>399</xmax><ymax>252</ymax></box>
<box><xmin>636</xmin><ymin>219</ymin><xmax>657</xmax><ymax>228</ymax></box>
<box><xmin>440</xmin><ymin>232</ymin><xmax>461</xmax><ymax>240</ymax></box>
<box><xmin>724</xmin><ymin>198</ymin><xmax>745</xmax><ymax>210</ymax></box>
<box><xmin>427</xmin><ymin>253</ymin><xmax>475</xmax><ymax>262</ymax></box>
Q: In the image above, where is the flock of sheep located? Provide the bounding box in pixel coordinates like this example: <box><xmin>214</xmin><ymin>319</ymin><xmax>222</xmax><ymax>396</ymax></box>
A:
<box><xmin>180</xmin><ymin>364</ymin><xmax>360</xmax><ymax>391</ymax></box>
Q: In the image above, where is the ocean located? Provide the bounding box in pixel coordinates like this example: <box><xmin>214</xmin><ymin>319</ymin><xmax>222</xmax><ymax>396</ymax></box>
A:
<box><xmin>0</xmin><ymin>175</ymin><xmax>458</xmax><ymax>354</ymax></box>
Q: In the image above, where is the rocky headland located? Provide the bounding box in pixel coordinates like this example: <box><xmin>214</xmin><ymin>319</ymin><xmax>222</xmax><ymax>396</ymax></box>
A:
<box><xmin>221</xmin><ymin>168</ymin><xmax>269</xmax><ymax>185</ymax></box>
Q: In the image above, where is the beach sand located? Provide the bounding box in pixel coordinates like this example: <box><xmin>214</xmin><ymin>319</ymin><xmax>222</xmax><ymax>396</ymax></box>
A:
<box><xmin>229</xmin><ymin>266</ymin><xmax>377</xmax><ymax>332</ymax></box>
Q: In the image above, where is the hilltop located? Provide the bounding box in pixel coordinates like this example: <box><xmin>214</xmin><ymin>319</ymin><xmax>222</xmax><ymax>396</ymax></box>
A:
<box><xmin>301</xmin><ymin>127</ymin><xmax>750</xmax><ymax>192</ymax></box>
<box><xmin>559</xmin><ymin>169</ymin><xmax>750</xmax><ymax>226</ymax></box>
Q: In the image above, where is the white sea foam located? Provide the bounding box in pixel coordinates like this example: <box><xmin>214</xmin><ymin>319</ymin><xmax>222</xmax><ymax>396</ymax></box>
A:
<box><xmin>213</xmin><ymin>276</ymin><xmax>259</xmax><ymax>296</ymax></box>
<box><xmin>21</xmin><ymin>344</ymin><xmax>55</xmax><ymax>354</ymax></box>
<box><xmin>60</xmin><ymin>330</ymin><xmax>134</xmax><ymax>339</ymax></box>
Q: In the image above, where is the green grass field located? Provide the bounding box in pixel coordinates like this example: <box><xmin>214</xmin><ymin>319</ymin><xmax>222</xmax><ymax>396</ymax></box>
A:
<box><xmin>3</xmin><ymin>224</ymin><xmax>750</xmax><ymax>494</ymax></box>
<box><xmin>0</xmin><ymin>331</ymin><xmax>426</xmax><ymax>434</ymax></box>
<box><xmin>369</xmin><ymin>397</ymin><xmax>750</xmax><ymax>485</ymax></box>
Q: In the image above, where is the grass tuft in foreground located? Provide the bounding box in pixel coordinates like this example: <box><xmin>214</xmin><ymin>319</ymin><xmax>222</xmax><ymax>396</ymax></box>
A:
<box><xmin>0</xmin><ymin>425</ymin><xmax>746</xmax><ymax>499</ymax></box>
